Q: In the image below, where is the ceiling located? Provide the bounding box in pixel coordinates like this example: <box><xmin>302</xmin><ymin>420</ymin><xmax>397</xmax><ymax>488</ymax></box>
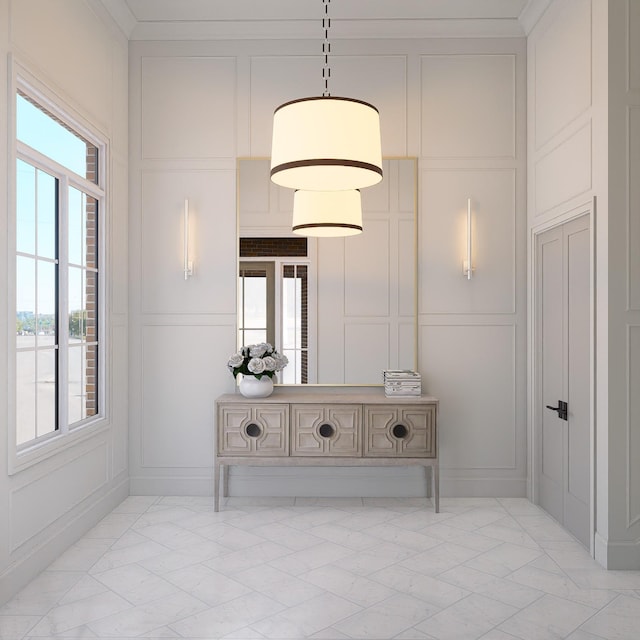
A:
<box><xmin>97</xmin><ymin>0</ymin><xmax>551</xmax><ymax>40</ymax></box>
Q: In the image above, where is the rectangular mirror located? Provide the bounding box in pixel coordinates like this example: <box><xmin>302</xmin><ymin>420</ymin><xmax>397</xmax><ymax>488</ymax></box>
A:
<box><xmin>238</xmin><ymin>157</ymin><xmax>417</xmax><ymax>385</ymax></box>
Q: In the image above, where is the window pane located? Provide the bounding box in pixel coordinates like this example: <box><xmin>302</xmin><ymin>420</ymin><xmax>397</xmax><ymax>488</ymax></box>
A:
<box><xmin>16</xmin><ymin>160</ymin><xmax>35</xmax><ymax>255</ymax></box>
<box><xmin>37</xmin><ymin>169</ymin><xmax>57</xmax><ymax>259</ymax></box>
<box><xmin>17</xmin><ymin>93</ymin><xmax>97</xmax><ymax>181</ymax></box>
<box><xmin>68</xmin><ymin>343</ymin><xmax>97</xmax><ymax>426</ymax></box>
<box><xmin>68</xmin><ymin>187</ymin><xmax>83</xmax><ymax>265</ymax></box>
<box><xmin>16</xmin><ymin>256</ymin><xmax>36</xmax><ymax>344</ymax></box>
<box><xmin>36</xmin><ymin>349</ymin><xmax>56</xmax><ymax>438</ymax></box>
<box><xmin>68</xmin><ymin>345</ymin><xmax>82</xmax><ymax>424</ymax></box>
<box><xmin>37</xmin><ymin>260</ymin><xmax>56</xmax><ymax>337</ymax></box>
<box><xmin>282</xmin><ymin>276</ymin><xmax>299</xmax><ymax>349</ymax></box>
<box><xmin>243</xmin><ymin>275</ymin><xmax>267</xmax><ymax>328</ymax></box>
<box><xmin>68</xmin><ymin>266</ymin><xmax>84</xmax><ymax>341</ymax></box>
<box><xmin>16</xmin><ymin>350</ymin><xmax>36</xmax><ymax>445</ymax></box>
<box><xmin>243</xmin><ymin>330</ymin><xmax>267</xmax><ymax>345</ymax></box>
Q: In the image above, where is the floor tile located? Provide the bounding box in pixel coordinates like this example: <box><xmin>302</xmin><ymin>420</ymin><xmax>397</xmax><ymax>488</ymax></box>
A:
<box><xmin>579</xmin><ymin>594</ymin><xmax>640</xmax><ymax>639</ymax></box>
<box><xmin>87</xmin><ymin>591</ymin><xmax>208</xmax><ymax>637</ymax></box>
<box><xmin>233</xmin><ymin>563</ymin><xmax>323</xmax><ymax>607</ymax></box>
<box><xmin>28</xmin><ymin>591</ymin><xmax>133</xmax><ymax>636</ymax></box>
<box><xmin>413</xmin><ymin>593</ymin><xmax>518</xmax><ymax>640</ymax></box>
<box><xmin>366</xmin><ymin>523</ymin><xmax>442</xmax><ymax>551</ymax></box>
<box><xmin>0</xmin><ymin>571</ymin><xmax>84</xmax><ymax>615</ymax></box>
<box><xmin>463</xmin><ymin>541</ymin><xmax>543</xmax><ymax>577</ymax></box>
<box><xmin>163</xmin><ymin>563</ymin><xmax>251</xmax><ymax>606</ymax></box>
<box><xmin>333</xmin><ymin>593</ymin><xmax>437</xmax><ymax>639</ymax></box>
<box><xmin>93</xmin><ymin>563</ymin><xmax>180</xmax><ymax>606</ymax></box>
<box><xmin>249</xmin><ymin>591</ymin><xmax>360</xmax><ymax>638</ymax></box>
<box><xmin>399</xmin><ymin>542</ymin><xmax>481</xmax><ymax>576</ymax></box>
<box><xmin>169</xmin><ymin>592</ymin><xmax>284</xmax><ymax>638</ymax></box>
<box><xmin>0</xmin><ymin>615</ymin><xmax>40</xmax><ymax>639</ymax></box>
<box><xmin>334</xmin><ymin>541</ymin><xmax>417</xmax><ymax>576</ymax></box>
<box><xmin>438</xmin><ymin>565</ymin><xmax>544</xmax><ymax>608</ymax></box>
<box><xmin>498</xmin><ymin>593</ymin><xmax>598</xmax><ymax>639</ymax></box>
<box><xmin>371</xmin><ymin>564</ymin><xmax>469</xmax><ymax>609</ymax></box>
<box><xmin>4</xmin><ymin>496</ymin><xmax>640</xmax><ymax>640</ymax></box>
<box><xmin>509</xmin><ymin>564</ymin><xmax>619</xmax><ymax>609</ymax></box>
<box><xmin>48</xmin><ymin>540</ymin><xmax>114</xmax><ymax>572</ymax></box>
<box><xmin>301</xmin><ymin>564</ymin><xmax>396</xmax><ymax>608</ymax></box>
<box><xmin>267</xmin><ymin>541</ymin><xmax>353</xmax><ymax>576</ymax></box>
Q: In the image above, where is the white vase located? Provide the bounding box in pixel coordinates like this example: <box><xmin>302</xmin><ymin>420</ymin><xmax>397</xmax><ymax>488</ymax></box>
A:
<box><xmin>238</xmin><ymin>375</ymin><xmax>274</xmax><ymax>398</ymax></box>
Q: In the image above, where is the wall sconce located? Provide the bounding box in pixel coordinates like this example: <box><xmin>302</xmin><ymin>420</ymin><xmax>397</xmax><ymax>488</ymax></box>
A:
<box><xmin>463</xmin><ymin>197</ymin><xmax>474</xmax><ymax>280</ymax></box>
<box><xmin>183</xmin><ymin>198</ymin><xmax>193</xmax><ymax>280</ymax></box>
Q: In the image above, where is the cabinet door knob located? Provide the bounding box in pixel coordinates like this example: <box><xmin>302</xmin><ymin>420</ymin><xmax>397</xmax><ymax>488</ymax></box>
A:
<box><xmin>392</xmin><ymin>424</ymin><xmax>409</xmax><ymax>439</ymax></box>
<box><xmin>318</xmin><ymin>423</ymin><xmax>335</xmax><ymax>438</ymax></box>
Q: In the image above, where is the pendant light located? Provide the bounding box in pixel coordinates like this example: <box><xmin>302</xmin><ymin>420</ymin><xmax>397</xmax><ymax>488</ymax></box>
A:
<box><xmin>292</xmin><ymin>189</ymin><xmax>362</xmax><ymax>237</ymax></box>
<box><xmin>270</xmin><ymin>0</ymin><xmax>383</xmax><ymax>192</ymax></box>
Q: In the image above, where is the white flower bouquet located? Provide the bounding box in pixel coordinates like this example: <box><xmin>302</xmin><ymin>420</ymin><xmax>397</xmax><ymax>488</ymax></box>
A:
<box><xmin>227</xmin><ymin>342</ymin><xmax>288</xmax><ymax>380</ymax></box>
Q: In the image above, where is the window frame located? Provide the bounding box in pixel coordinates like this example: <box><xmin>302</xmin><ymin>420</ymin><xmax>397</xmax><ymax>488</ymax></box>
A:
<box><xmin>8</xmin><ymin>62</ymin><xmax>109</xmax><ymax>474</ymax></box>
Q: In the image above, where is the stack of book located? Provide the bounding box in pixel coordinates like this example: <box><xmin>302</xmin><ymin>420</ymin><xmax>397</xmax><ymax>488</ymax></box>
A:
<box><xmin>383</xmin><ymin>370</ymin><xmax>422</xmax><ymax>397</ymax></box>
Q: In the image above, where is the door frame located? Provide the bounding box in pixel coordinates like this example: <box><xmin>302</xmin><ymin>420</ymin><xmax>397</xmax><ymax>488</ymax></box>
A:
<box><xmin>528</xmin><ymin>198</ymin><xmax>596</xmax><ymax>555</ymax></box>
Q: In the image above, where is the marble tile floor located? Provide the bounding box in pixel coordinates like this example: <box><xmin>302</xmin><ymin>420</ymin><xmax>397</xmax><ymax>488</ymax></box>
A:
<box><xmin>2</xmin><ymin>496</ymin><xmax>640</xmax><ymax>640</ymax></box>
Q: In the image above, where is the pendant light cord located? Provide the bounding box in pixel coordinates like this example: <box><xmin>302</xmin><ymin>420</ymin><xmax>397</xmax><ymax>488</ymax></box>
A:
<box><xmin>322</xmin><ymin>0</ymin><xmax>331</xmax><ymax>97</ymax></box>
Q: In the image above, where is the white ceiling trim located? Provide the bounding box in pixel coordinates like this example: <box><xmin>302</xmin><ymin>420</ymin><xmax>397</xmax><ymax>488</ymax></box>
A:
<box><xmin>129</xmin><ymin>18</ymin><xmax>525</xmax><ymax>41</ymax></box>
<box><xmin>96</xmin><ymin>0</ymin><xmax>539</xmax><ymax>41</ymax></box>
<box><xmin>518</xmin><ymin>0</ymin><xmax>554</xmax><ymax>35</ymax></box>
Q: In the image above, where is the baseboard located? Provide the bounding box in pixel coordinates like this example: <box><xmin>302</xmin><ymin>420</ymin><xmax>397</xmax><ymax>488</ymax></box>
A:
<box><xmin>129</xmin><ymin>468</ymin><xmax>526</xmax><ymax>499</ymax></box>
<box><xmin>0</xmin><ymin>478</ymin><xmax>129</xmax><ymax>607</ymax></box>
<box><xmin>594</xmin><ymin>531</ymin><xmax>640</xmax><ymax>569</ymax></box>
<box><xmin>440</xmin><ymin>475</ymin><xmax>527</xmax><ymax>498</ymax></box>
<box><xmin>129</xmin><ymin>475</ymin><xmax>213</xmax><ymax>496</ymax></box>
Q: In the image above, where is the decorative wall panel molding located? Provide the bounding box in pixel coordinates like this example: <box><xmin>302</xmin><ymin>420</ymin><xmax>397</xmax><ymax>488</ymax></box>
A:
<box><xmin>420</xmin><ymin>169</ymin><xmax>516</xmax><ymax>314</ymax></box>
<box><xmin>629</xmin><ymin>107</ymin><xmax>640</xmax><ymax>311</ymax></box>
<box><xmin>533</xmin><ymin>0</ymin><xmax>591</xmax><ymax>150</ymax></box>
<box><xmin>628</xmin><ymin>325</ymin><xmax>640</xmax><ymax>528</ymax></box>
<box><xmin>140</xmin><ymin>169</ymin><xmax>235</xmax><ymax>315</ymax></box>
<box><xmin>420</xmin><ymin>54</ymin><xmax>515</xmax><ymax>159</ymax></box>
<box><xmin>629</xmin><ymin>0</ymin><xmax>640</xmax><ymax>91</ymax></box>
<box><xmin>141</xmin><ymin>324</ymin><xmax>234</xmax><ymax>469</ymax></box>
<box><xmin>534</xmin><ymin>122</ymin><xmax>591</xmax><ymax>216</ymax></box>
<box><xmin>10</xmin><ymin>442</ymin><xmax>109</xmax><ymax>551</ymax></box>
<box><xmin>141</xmin><ymin>56</ymin><xmax>236</xmax><ymax>159</ymax></box>
<box><xmin>420</xmin><ymin>324</ymin><xmax>518</xmax><ymax>471</ymax></box>
<box><xmin>111</xmin><ymin>324</ymin><xmax>128</xmax><ymax>477</ymax></box>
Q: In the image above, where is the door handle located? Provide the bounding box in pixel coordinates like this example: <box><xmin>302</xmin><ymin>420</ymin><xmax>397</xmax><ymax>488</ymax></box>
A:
<box><xmin>545</xmin><ymin>400</ymin><xmax>568</xmax><ymax>421</ymax></box>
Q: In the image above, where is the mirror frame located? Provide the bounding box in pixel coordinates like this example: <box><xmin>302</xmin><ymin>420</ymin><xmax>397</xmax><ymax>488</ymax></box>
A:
<box><xmin>236</xmin><ymin>156</ymin><xmax>418</xmax><ymax>386</ymax></box>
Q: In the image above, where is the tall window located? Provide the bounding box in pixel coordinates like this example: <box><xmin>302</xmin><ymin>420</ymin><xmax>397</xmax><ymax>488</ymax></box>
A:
<box><xmin>15</xmin><ymin>87</ymin><xmax>105</xmax><ymax>449</ymax></box>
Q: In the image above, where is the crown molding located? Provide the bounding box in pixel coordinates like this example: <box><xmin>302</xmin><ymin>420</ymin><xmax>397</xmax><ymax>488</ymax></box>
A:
<box><xmin>95</xmin><ymin>0</ymin><xmax>530</xmax><ymax>42</ymax></box>
<box><xmin>518</xmin><ymin>0</ymin><xmax>554</xmax><ymax>35</ymax></box>
<box><xmin>92</xmin><ymin>0</ymin><xmax>137</xmax><ymax>39</ymax></box>
<box><xmin>130</xmin><ymin>19</ymin><xmax>525</xmax><ymax>41</ymax></box>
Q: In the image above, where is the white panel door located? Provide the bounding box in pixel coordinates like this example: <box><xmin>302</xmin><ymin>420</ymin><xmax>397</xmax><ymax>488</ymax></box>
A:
<box><xmin>536</xmin><ymin>214</ymin><xmax>590</xmax><ymax>547</ymax></box>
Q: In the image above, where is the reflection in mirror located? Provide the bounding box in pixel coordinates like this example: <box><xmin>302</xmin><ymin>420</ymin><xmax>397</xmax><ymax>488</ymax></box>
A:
<box><xmin>238</xmin><ymin>158</ymin><xmax>417</xmax><ymax>385</ymax></box>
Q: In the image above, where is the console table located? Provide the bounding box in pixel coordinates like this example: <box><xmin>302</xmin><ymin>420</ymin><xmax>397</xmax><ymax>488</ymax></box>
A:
<box><xmin>214</xmin><ymin>389</ymin><xmax>439</xmax><ymax>512</ymax></box>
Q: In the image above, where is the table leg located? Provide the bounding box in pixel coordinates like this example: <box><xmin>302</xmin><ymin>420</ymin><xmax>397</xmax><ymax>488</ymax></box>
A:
<box><xmin>432</xmin><ymin>463</ymin><xmax>439</xmax><ymax>513</ymax></box>
<box><xmin>223</xmin><ymin>464</ymin><xmax>229</xmax><ymax>498</ymax></box>
<box><xmin>213</xmin><ymin>459</ymin><xmax>220</xmax><ymax>513</ymax></box>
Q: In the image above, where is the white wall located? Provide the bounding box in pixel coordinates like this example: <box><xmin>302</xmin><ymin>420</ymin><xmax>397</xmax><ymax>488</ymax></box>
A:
<box><xmin>129</xmin><ymin>36</ymin><xmax>527</xmax><ymax>498</ymax></box>
<box><xmin>602</xmin><ymin>0</ymin><xmax>640</xmax><ymax>569</ymax></box>
<box><xmin>527</xmin><ymin>0</ymin><xmax>640</xmax><ymax>569</ymax></box>
<box><xmin>0</xmin><ymin>0</ymin><xmax>129</xmax><ymax>603</ymax></box>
